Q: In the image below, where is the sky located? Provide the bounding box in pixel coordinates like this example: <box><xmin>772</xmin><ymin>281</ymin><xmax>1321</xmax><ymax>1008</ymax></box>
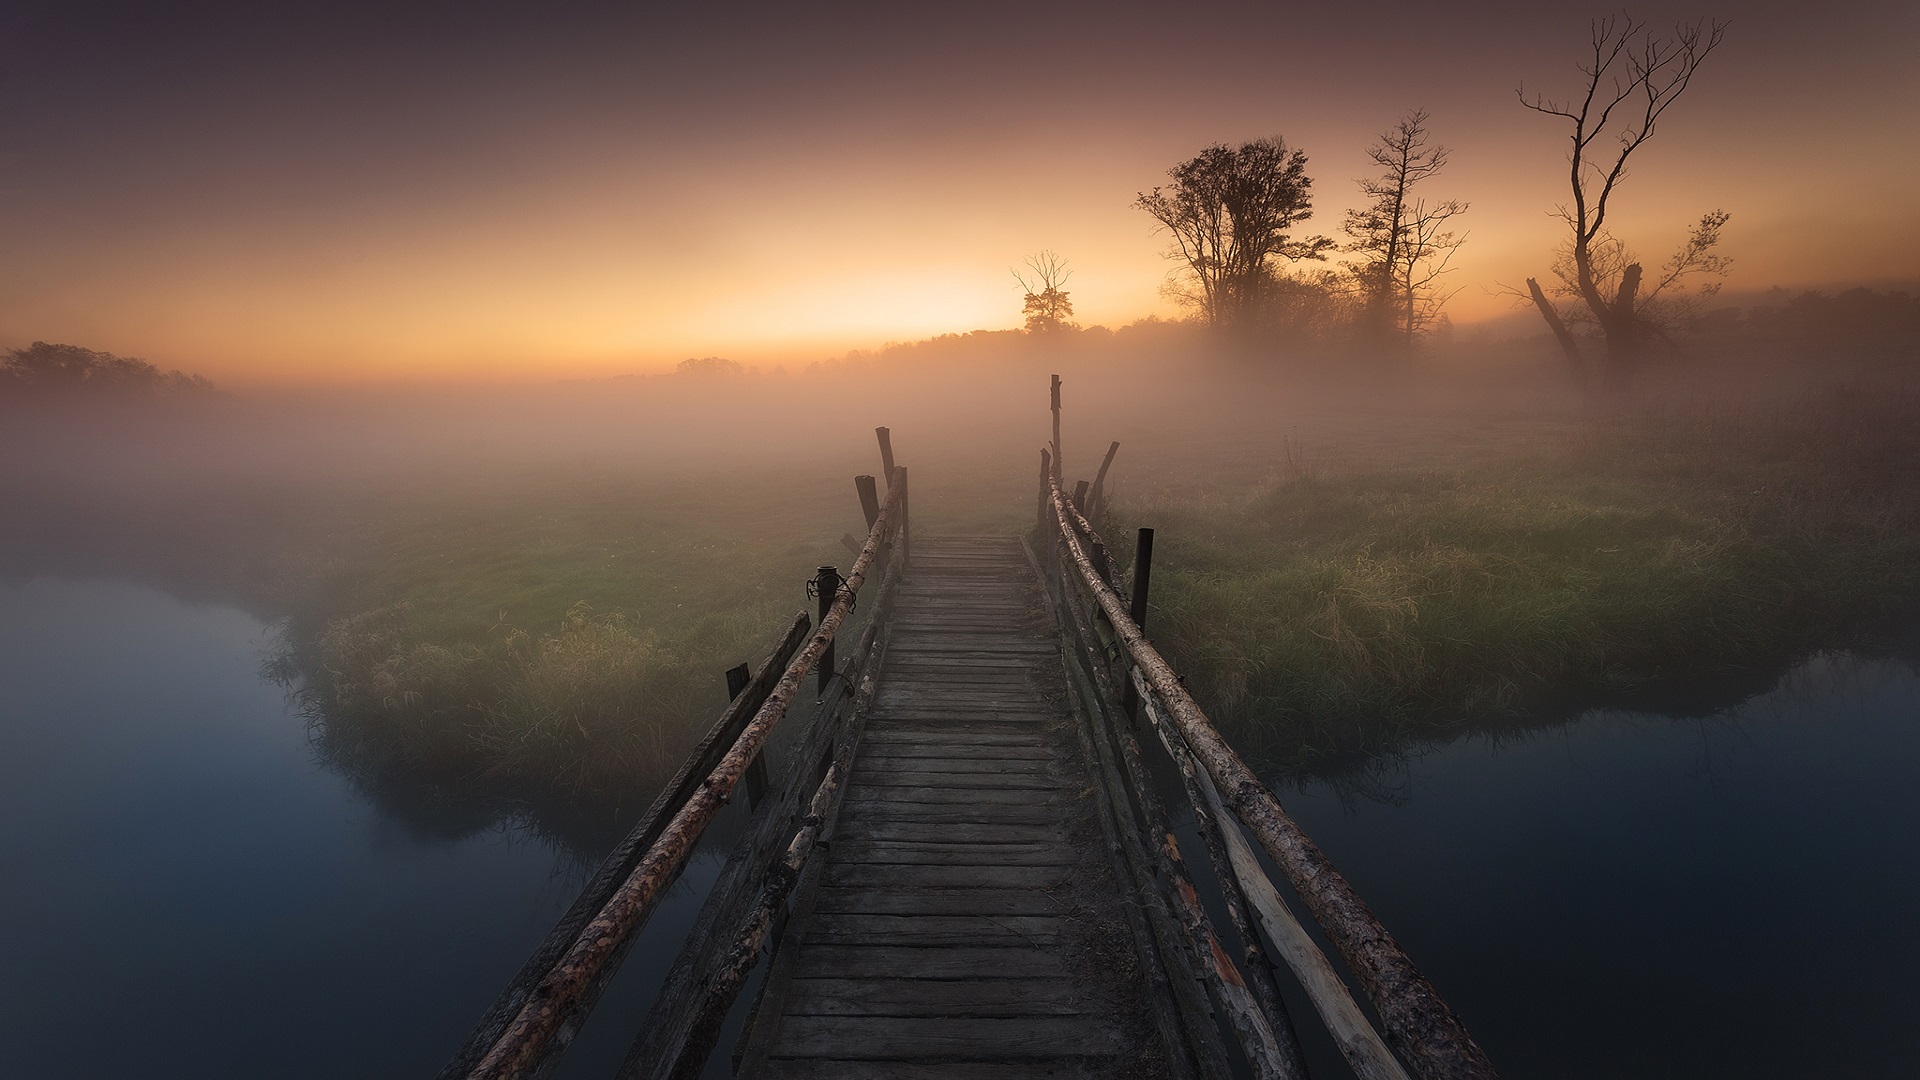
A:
<box><xmin>3</xmin><ymin>0</ymin><xmax>1917</xmax><ymax>384</ymax></box>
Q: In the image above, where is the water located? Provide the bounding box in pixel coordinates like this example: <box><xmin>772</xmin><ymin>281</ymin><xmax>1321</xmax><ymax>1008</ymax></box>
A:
<box><xmin>6</xmin><ymin>575</ymin><xmax>1917</xmax><ymax>1077</ymax></box>
<box><xmin>0</xmin><ymin>578</ymin><xmax>715</xmax><ymax>1078</ymax></box>
<box><xmin>1274</xmin><ymin>652</ymin><xmax>1920</xmax><ymax>1078</ymax></box>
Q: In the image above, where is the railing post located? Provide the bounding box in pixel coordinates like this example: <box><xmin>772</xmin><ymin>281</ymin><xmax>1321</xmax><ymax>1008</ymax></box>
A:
<box><xmin>1049</xmin><ymin>373</ymin><xmax>1062</xmax><ymax>481</ymax></box>
<box><xmin>815</xmin><ymin>566</ymin><xmax>837</xmax><ymax>694</ymax></box>
<box><xmin>854</xmin><ymin>474</ymin><xmax>881</xmax><ymax>530</ymax></box>
<box><xmin>896</xmin><ymin>467</ymin><xmax>909</xmax><ymax>563</ymax></box>
<box><xmin>1072</xmin><ymin>480</ymin><xmax>1090</xmax><ymax>515</ymax></box>
<box><xmin>727</xmin><ymin>663</ymin><xmax>771</xmax><ymax>809</ymax></box>
<box><xmin>875</xmin><ymin>426</ymin><xmax>895</xmax><ymax>482</ymax></box>
<box><xmin>1037</xmin><ymin>449</ymin><xmax>1052</xmax><ymax>532</ymax></box>
<box><xmin>1122</xmin><ymin>527</ymin><xmax>1154</xmax><ymax>724</ymax></box>
<box><xmin>1089</xmin><ymin>440</ymin><xmax>1121</xmax><ymax>519</ymax></box>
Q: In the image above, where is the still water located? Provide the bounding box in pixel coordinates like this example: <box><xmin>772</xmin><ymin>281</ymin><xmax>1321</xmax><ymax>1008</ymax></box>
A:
<box><xmin>0</xmin><ymin>579</ymin><xmax>713</xmax><ymax>1078</ymax></box>
<box><xmin>1275</xmin><ymin>651</ymin><xmax>1920</xmax><ymax>1078</ymax></box>
<box><xmin>4</xmin><ymin>577</ymin><xmax>1916</xmax><ymax>1077</ymax></box>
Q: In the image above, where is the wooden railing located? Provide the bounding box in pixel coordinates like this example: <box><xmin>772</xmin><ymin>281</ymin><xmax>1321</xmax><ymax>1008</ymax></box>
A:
<box><xmin>440</xmin><ymin>445</ymin><xmax>909</xmax><ymax>1080</ymax></box>
<box><xmin>1038</xmin><ymin>379</ymin><xmax>1498</xmax><ymax>1080</ymax></box>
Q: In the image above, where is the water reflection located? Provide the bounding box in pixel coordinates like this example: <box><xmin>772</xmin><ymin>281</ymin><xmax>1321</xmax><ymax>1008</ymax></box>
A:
<box><xmin>1272</xmin><ymin>649</ymin><xmax>1920</xmax><ymax>1079</ymax></box>
<box><xmin>0</xmin><ymin>578</ymin><xmax>705</xmax><ymax>1078</ymax></box>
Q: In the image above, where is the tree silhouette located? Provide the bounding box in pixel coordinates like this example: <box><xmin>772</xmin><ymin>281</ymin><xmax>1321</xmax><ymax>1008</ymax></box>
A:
<box><xmin>0</xmin><ymin>342</ymin><xmax>215</xmax><ymax>397</ymax></box>
<box><xmin>1012</xmin><ymin>251</ymin><xmax>1077</xmax><ymax>333</ymax></box>
<box><xmin>1519</xmin><ymin>14</ymin><xmax>1727</xmax><ymax>389</ymax></box>
<box><xmin>1343</xmin><ymin>110</ymin><xmax>1468</xmax><ymax>350</ymax></box>
<box><xmin>1135</xmin><ymin>138</ymin><xmax>1333</xmax><ymax>328</ymax></box>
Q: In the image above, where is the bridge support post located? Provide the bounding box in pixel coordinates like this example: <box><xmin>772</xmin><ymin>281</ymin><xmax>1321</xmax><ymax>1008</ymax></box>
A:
<box><xmin>1049</xmin><ymin>373</ymin><xmax>1062</xmax><ymax>480</ymax></box>
<box><xmin>1122</xmin><ymin>528</ymin><xmax>1154</xmax><ymax>725</ymax></box>
<box><xmin>875</xmin><ymin>426</ymin><xmax>895</xmax><ymax>481</ymax></box>
<box><xmin>727</xmin><ymin>663</ymin><xmax>771</xmax><ymax>809</ymax></box>
<box><xmin>1037</xmin><ymin>449</ymin><xmax>1052</xmax><ymax>532</ymax></box>
<box><xmin>815</xmin><ymin>566</ymin><xmax>838</xmax><ymax>694</ymax></box>
<box><xmin>854</xmin><ymin>474</ymin><xmax>881</xmax><ymax>530</ymax></box>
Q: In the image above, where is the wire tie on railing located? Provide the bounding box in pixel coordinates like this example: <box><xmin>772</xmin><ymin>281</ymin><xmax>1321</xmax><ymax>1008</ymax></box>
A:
<box><xmin>804</xmin><ymin>568</ymin><xmax>855</xmax><ymax>612</ymax></box>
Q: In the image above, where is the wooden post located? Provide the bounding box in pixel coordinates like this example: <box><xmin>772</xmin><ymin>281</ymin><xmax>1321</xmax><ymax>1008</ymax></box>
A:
<box><xmin>897</xmin><ymin>467</ymin><xmax>909</xmax><ymax>562</ymax></box>
<box><xmin>1089</xmin><ymin>440</ymin><xmax>1120</xmax><ymax>519</ymax></box>
<box><xmin>854</xmin><ymin>474</ymin><xmax>881</xmax><ymax>530</ymax></box>
<box><xmin>1072</xmin><ymin>480</ymin><xmax>1090</xmax><ymax>515</ymax></box>
<box><xmin>1090</xmin><ymin>541</ymin><xmax>1111</xmax><ymax>588</ymax></box>
<box><xmin>726</xmin><ymin>664</ymin><xmax>770</xmax><ymax>809</ymax></box>
<box><xmin>1129</xmin><ymin>527</ymin><xmax>1155</xmax><ymax>629</ymax></box>
<box><xmin>1123</xmin><ymin>527</ymin><xmax>1154</xmax><ymax>724</ymax></box>
<box><xmin>815</xmin><ymin>566</ymin><xmax>837</xmax><ymax>694</ymax></box>
<box><xmin>1038</xmin><ymin>449</ymin><xmax>1052</xmax><ymax>531</ymax></box>
<box><xmin>875</xmin><ymin>427</ymin><xmax>895</xmax><ymax>482</ymax></box>
<box><xmin>1049</xmin><ymin>373</ymin><xmax>1062</xmax><ymax>481</ymax></box>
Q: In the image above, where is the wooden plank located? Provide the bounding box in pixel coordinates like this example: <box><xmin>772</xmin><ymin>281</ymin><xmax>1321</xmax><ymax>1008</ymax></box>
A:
<box><xmin>857</xmin><ymin>755</ymin><xmax>1053</xmax><ymax>772</ymax></box>
<box><xmin>860</xmin><ymin>728</ymin><xmax>1050</xmax><ymax>746</ymax></box>
<box><xmin>853</xmin><ymin>744</ymin><xmax>1052</xmax><ymax>761</ymax></box>
<box><xmin>832</xmin><ymin>820</ymin><xmax>1065</xmax><ymax>845</ymax></box>
<box><xmin>848</xmin><ymin>772</ymin><xmax>1057</xmax><ymax>790</ymax></box>
<box><xmin>838</xmin><ymin>780</ymin><xmax>1055</xmax><ymax>801</ymax></box>
<box><xmin>842</xmin><ymin>784</ymin><xmax>1055</xmax><ymax>804</ymax></box>
<box><xmin>793</xmin><ymin>946</ymin><xmax>1082</xmax><ymax>982</ymax></box>
<box><xmin>759</xmin><ymin>1062</ymin><xmax>1109</xmax><ymax>1080</ymax></box>
<box><xmin>801</xmin><ymin>914</ymin><xmax>1072</xmax><ymax>947</ymax></box>
<box><xmin>831</xmin><ymin>840</ymin><xmax>1076</xmax><ymax>866</ymax></box>
<box><xmin>770</xmin><ymin>1015</ymin><xmax>1122</xmax><ymax>1058</ymax></box>
<box><xmin>782</xmin><ymin>975</ymin><xmax>1095</xmax><ymax>1015</ymax></box>
<box><xmin>824</xmin><ymin>864</ymin><xmax>1074</xmax><ymax>890</ymax></box>
<box><xmin>809</xmin><ymin>887</ymin><xmax>1072</xmax><ymax>917</ymax></box>
<box><xmin>834</xmin><ymin>803</ymin><xmax>1058</xmax><ymax>826</ymax></box>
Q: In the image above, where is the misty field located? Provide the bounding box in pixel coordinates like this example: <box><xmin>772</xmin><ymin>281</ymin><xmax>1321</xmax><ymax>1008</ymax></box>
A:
<box><xmin>1113</xmin><ymin>380</ymin><xmax>1920</xmax><ymax>771</ymax></box>
<box><xmin>6</xmin><ymin>338</ymin><xmax>1919</xmax><ymax>837</ymax></box>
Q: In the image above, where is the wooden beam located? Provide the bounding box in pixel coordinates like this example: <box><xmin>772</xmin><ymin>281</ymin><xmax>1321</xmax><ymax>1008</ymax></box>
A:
<box><xmin>1046</xmin><ymin>475</ymin><xmax>1496</xmax><ymax>1080</ymax></box>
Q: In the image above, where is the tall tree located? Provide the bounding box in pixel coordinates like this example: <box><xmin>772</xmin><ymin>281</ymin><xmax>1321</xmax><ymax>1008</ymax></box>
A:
<box><xmin>1520</xmin><ymin>14</ymin><xmax>1726</xmax><ymax>389</ymax></box>
<box><xmin>1343</xmin><ymin>110</ymin><xmax>1468</xmax><ymax>349</ymax></box>
<box><xmin>1135</xmin><ymin>138</ymin><xmax>1333</xmax><ymax>328</ymax></box>
<box><xmin>1012</xmin><ymin>251</ymin><xmax>1077</xmax><ymax>333</ymax></box>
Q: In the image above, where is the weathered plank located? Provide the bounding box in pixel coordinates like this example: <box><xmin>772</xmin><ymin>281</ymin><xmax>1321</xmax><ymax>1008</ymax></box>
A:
<box><xmin>831</xmin><ymin>840</ymin><xmax>1075</xmax><ymax>866</ymax></box>
<box><xmin>809</xmin><ymin>887</ymin><xmax>1072</xmax><ymax>917</ymax></box>
<box><xmin>831</xmin><ymin>820</ymin><xmax>1065</xmax><ymax>845</ymax></box>
<box><xmin>783</xmin><ymin>974</ymin><xmax>1094</xmax><ymax>1015</ymax></box>
<box><xmin>759</xmin><ymin>1062</ymin><xmax>1112</xmax><ymax>1080</ymax></box>
<box><xmin>824</xmin><ymin>863</ymin><xmax>1073</xmax><ymax>890</ymax></box>
<box><xmin>770</xmin><ymin>1015</ymin><xmax>1123</xmax><ymax>1058</ymax></box>
<box><xmin>849</xmin><ymin>771</ymin><xmax>1057</xmax><ymax>790</ymax></box>
<box><xmin>800</xmin><ymin>914</ymin><xmax>1072</xmax><ymax>947</ymax></box>
<box><xmin>857</xmin><ymin>755</ymin><xmax>1054</xmax><ymax>772</ymax></box>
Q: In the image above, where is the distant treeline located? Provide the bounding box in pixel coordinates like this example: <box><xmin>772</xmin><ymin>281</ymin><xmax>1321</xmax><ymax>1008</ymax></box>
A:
<box><xmin>1</xmin><ymin>342</ymin><xmax>218</xmax><ymax>399</ymax></box>
<box><xmin>1690</xmin><ymin>287</ymin><xmax>1920</xmax><ymax>342</ymax></box>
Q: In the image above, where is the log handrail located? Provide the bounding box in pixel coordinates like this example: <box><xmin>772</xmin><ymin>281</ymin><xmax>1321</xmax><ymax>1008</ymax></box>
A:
<box><xmin>462</xmin><ymin>465</ymin><xmax>906</xmax><ymax>1080</ymax></box>
<box><xmin>1045</xmin><ymin>471</ymin><xmax>1498</xmax><ymax>1080</ymax></box>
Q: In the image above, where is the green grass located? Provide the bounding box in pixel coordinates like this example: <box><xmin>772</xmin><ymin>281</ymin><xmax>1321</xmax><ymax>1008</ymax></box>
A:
<box><xmin>264</xmin><ymin>369</ymin><xmax>1920</xmax><ymax>807</ymax></box>
<box><xmin>281</xmin><ymin>469</ymin><xmax>890</xmax><ymax>797</ymax></box>
<box><xmin>1107</xmin><ymin>381</ymin><xmax>1920</xmax><ymax>769</ymax></box>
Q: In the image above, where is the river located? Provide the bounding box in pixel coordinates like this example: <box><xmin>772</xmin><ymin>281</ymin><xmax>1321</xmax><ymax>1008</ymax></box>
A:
<box><xmin>3</xmin><ymin>576</ymin><xmax>1915</xmax><ymax>1076</ymax></box>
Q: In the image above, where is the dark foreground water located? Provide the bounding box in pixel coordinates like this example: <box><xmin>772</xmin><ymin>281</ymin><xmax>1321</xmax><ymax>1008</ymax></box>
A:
<box><xmin>1273</xmin><ymin>651</ymin><xmax>1920</xmax><ymax>1079</ymax></box>
<box><xmin>4</xmin><ymin>578</ymin><xmax>1917</xmax><ymax>1077</ymax></box>
<box><xmin>0</xmin><ymin>579</ymin><xmax>719</xmax><ymax>1078</ymax></box>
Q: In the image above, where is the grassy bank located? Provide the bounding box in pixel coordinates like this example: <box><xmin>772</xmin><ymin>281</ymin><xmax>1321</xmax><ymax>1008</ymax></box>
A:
<box><xmin>1105</xmin><ymin>379</ymin><xmax>1920</xmax><ymax>770</ymax></box>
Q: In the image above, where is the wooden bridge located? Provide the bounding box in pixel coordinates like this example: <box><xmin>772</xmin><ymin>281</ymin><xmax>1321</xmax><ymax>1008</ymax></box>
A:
<box><xmin>439</xmin><ymin>383</ymin><xmax>1498</xmax><ymax>1080</ymax></box>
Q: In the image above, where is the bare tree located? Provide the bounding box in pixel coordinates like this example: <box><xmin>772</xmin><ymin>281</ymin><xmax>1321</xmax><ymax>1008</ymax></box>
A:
<box><xmin>1013</xmin><ymin>251</ymin><xmax>1077</xmax><ymax>333</ymax></box>
<box><xmin>1519</xmin><ymin>14</ymin><xmax>1726</xmax><ymax>388</ymax></box>
<box><xmin>1343</xmin><ymin>110</ymin><xmax>1468</xmax><ymax>350</ymax></box>
<box><xmin>1135</xmin><ymin>138</ymin><xmax>1333</xmax><ymax>328</ymax></box>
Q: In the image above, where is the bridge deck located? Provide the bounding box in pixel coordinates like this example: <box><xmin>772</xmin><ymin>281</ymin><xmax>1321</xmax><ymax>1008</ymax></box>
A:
<box><xmin>744</xmin><ymin>536</ymin><xmax>1168</xmax><ymax>1078</ymax></box>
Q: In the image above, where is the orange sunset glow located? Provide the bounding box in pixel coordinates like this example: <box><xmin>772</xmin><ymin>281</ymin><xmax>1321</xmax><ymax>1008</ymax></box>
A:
<box><xmin>4</xmin><ymin>1</ymin><xmax>1916</xmax><ymax>383</ymax></box>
